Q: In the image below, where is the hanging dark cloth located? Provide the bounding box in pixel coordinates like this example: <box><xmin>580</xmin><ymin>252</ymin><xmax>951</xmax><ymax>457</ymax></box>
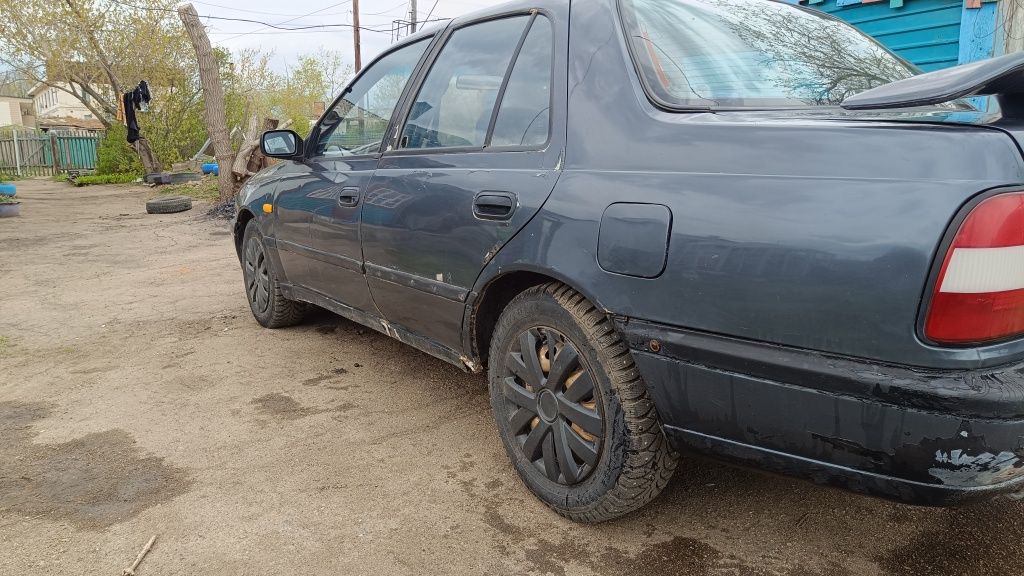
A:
<box><xmin>123</xmin><ymin>80</ymin><xmax>151</xmax><ymax>144</ymax></box>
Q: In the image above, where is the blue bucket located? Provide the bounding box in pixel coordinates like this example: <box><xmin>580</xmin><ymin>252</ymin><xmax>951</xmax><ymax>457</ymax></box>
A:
<box><xmin>201</xmin><ymin>163</ymin><xmax>219</xmax><ymax>176</ymax></box>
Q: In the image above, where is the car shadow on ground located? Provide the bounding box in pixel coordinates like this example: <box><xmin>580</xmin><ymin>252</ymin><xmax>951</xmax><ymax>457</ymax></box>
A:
<box><xmin>299</xmin><ymin>308</ymin><xmax>1024</xmax><ymax>576</ymax></box>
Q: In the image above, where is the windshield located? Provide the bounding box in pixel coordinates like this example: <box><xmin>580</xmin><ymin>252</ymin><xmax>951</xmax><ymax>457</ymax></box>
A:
<box><xmin>619</xmin><ymin>0</ymin><xmax>918</xmax><ymax>108</ymax></box>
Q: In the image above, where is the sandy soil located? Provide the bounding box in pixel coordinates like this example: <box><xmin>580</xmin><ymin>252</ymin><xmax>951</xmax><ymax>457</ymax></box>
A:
<box><xmin>1</xmin><ymin>178</ymin><xmax>1023</xmax><ymax>576</ymax></box>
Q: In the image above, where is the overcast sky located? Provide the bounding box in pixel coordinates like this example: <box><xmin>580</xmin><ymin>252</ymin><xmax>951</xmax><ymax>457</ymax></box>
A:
<box><xmin>196</xmin><ymin>0</ymin><xmax>507</xmax><ymax>75</ymax></box>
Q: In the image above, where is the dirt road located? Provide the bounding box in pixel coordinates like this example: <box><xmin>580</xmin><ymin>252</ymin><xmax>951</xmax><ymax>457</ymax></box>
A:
<box><xmin>1</xmin><ymin>179</ymin><xmax>1022</xmax><ymax>576</ymax></box>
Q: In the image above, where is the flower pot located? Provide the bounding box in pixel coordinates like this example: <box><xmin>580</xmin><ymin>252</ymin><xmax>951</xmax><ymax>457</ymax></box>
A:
<box><xmin>0</xmin><ymin>183</ymin><xmax>15</xmax><ymax>197</ymax></box>
<box><xmin>0</xmin><ymin>203</ymin><xmax>20</xmax><ymax>218</ymax></box>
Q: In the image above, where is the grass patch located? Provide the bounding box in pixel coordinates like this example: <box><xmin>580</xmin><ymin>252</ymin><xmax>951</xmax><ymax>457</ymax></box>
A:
<box><xmin>52</xmin><ymin>173</ymin><xmax>68</xmax><ymax>182</ymax></box>
<box><xmin>0</xmin><ymin>195</ymin><xmax>18</xmax><ymax>204</ymax></box>
<box><xmin>158</xmin><ymin>176</ymin><xmax>220</xmax><ymax>201</ymax></box>
<box><xmin>73</xmin><ymin>173</ymin><xmax>140</xmax><ymax>187</ymax></box>
<box><xmin>0</xmin><ymin>173</ymin><xmax>24</xmax><ymax>181</ymax></box>
<box><xmin>0</xmin><ymin>336</ymin><xmax>11</xmax><ymax>357</ymax></box>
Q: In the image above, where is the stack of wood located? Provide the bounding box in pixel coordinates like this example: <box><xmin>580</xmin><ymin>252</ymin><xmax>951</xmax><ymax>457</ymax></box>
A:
<box><xmin>230</xmin><ymin>115</ymin><xmax>292</xmax><ymax>194</ymax></box>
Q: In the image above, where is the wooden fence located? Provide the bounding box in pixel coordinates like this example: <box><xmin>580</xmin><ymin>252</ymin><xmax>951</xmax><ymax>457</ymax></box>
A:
<box><xmin>0</xmin><ymin>129</ymin><xmax>102</xmax><ymax>176</ymax></box>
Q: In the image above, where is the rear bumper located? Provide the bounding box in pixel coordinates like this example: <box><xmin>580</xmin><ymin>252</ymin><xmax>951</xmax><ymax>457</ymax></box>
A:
<box><xmin>618</xmin><ymin>318</ymin><xmax>1024</xmax><ymax>505</ymax></box>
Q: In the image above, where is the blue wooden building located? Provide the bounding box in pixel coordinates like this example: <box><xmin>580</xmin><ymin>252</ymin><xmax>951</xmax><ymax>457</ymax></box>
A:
<box><xmin>789</xmin><ymin>0</ymin><xmax>1011</xmax><ymax>71</ymax></box>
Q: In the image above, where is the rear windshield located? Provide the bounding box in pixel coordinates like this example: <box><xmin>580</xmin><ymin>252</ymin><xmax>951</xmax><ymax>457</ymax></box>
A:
<box><xmin>619</xmin><ymin>0</ymin><xmax>918</xmax><ymax>109</ymax></box>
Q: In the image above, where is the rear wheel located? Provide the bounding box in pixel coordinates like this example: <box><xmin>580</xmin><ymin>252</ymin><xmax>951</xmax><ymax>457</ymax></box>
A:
<box><xmin>241</xmin><ymin>220</ymin><xmax>306</xmax><ymax>328</ymax></box>
<box><xmin>488</xmin><ymin>282</ymin><xmax>678</xmax><ymax>522</ymax></box>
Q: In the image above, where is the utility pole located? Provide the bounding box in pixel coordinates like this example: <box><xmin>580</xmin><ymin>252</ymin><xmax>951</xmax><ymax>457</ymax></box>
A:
<box><xmin>409</xmin><ymin>0</ymin><xmax>417</xmax><ymax>33</ymax></box>
<box><xmin>353</xmin><ymin>0</ymin><xmax>362</xmax><ymax>71</ymax></box>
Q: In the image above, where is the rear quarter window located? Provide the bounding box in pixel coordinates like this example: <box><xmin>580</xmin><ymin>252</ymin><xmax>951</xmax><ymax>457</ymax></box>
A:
<box><xmin>490</xmin><ymin>16</ymin><xmax>554</xmax><ymax>147</ymax></box>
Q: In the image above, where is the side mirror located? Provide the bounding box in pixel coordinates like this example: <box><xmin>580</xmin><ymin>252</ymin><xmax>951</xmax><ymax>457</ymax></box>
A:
<box><xmin>261</xmin><ymin>130</ymin><xmax>303</xmax><ymax>159</ymax></box>
<box><xmin>321</xmin><ymin>109</ymin><xmax>342</xmax><ymax>126</ymax></box>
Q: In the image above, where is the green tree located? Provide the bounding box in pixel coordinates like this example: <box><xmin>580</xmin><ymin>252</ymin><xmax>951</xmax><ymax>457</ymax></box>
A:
<box><xmin>0</xmin><ymin>0</ymin><xmax>354</xmax><ymax>175</ymax></box>
<box><xmin>0</xmin><ymin>0</ymin><xmax>200</xmax><ymax>172</ymax></box>
<box><xmin>269</xmin><ymin>48</ymin><xmax>353</xmax><ymax>137</ymax></box>
<box><xmin>96</xmin><ymin>123</ymin><xmax>143</xmax><ymax>175</ymax></box>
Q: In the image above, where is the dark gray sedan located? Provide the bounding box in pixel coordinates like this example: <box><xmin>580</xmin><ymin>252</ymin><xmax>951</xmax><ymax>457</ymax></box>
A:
<box><xmin>234</xmin><ymin>0</ymin><xmax>1024</xmax><ymax>521</ymax></box>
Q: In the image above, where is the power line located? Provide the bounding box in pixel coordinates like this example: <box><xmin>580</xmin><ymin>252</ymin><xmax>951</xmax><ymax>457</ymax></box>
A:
<box><xmin>208</xmin><ymin>28</ymin><xmax>388</xmax><ymax>35</ymax></box>
<box><xmin>191</xmin><ymin>1</ymin><xmax>351</xmax><ymax>18</ymax></box>
<box><xmin>204</xmin><ymin>17</ymin><xmax>449</xmax><ymax>36</ymax></box>
<box><xmin>216</xmin><ymin>0</ymin><xmax>354</xmax><ymax>41</ymax></box>
<box><xmin>424</xmin><ymin>0</ymin><xmax>440</xmax><ymax>23</ymax></box>
<box><xmin>104</xmin><ymin>0</ymin><xmax>389</xmax><ymax>34</ymax></box>
<box><xmin>363</xmin><ymin>0</ymin><xmax>410</xmax><ymax>16</ymax></box>
<box><xmin>100</xmin><ymin>0</ymin><xmax>448</xmax><ymax>43</ymax></box>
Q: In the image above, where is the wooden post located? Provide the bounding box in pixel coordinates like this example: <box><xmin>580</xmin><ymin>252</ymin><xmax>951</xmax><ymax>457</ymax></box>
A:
<box><xmin>50</xmin><ymin>133</ymin><xmax>60</xmax><ymax>176</ymax></box>
<box><xmin>353</xmin><ymin>0</ymin><xmax>362</xmax><ymax>72</ymax></box>
<box><xmin>131</xmin><ymin>140</ymin><xmax>158</xmax><ymax>174</ymax></box>
<box><xmin>12</xmin><ymin>128</ymin><xmax>20</xmax><ymax>176</ymax></box>
<box><xmin>178</xmin><ymin>3</ymin><xmax>234</xmax><ymax>201</ymax></box>
<box><xmin>134</xmin><ymin>138</ymin><xmax>160</xmax><ymax>174</ymax></box>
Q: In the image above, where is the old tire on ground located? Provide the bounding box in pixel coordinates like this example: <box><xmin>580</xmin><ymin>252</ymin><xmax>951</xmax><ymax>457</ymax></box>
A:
<box><xmin>488</xmin><ymin>282</ymin><xmax>678</xmax><ymax>522</ymax></box>
<box><xmin>146</xmin><ymin>195</ymin><xmax>193</xmax><ymax>214</ymax></box>
<box><xmin>0</xmin><ymin>183</ymin><xmax>16</xmax><ymax>197</ymax></box>
<box><xmin>241</xmin><ymin>219</ymin><xmax>306</xmax><ymax>328</ymax></box>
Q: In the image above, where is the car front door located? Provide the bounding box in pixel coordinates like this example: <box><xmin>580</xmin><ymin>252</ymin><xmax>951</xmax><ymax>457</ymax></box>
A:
<box><xmin>279</xmin><ymin>37</ymin><xmax>434</xmax><ymax>312</ymax></box>
<box><xmin>361</xmin><ymin>9</ymin><xmax>566</xmax><ymax>351</ymax></box>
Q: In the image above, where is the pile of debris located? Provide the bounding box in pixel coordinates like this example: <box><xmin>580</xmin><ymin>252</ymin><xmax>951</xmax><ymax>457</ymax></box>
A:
<box><xmin>147</xmin><ymin>115</ymin><xmax>289</xmax><ymax>192</ymax></box>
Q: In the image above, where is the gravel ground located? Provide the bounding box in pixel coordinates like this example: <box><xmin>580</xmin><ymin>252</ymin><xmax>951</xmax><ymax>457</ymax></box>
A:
<box><xmin>1</xmin><ymin>178</ymin><xmax>1023</xmax><ymax>576</ymax></box>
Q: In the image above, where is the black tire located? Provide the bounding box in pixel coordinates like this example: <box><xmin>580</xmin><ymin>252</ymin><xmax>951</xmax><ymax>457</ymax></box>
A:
<box><xmin>241</xmin><ymin>220</ymin><xmax>306</xmax><ymax>328</ymax></box>
<box><xmin>146</xmin><ymin>195</ymin><xmax>193</xmax><ymax>214</ymax></box>
<box><xmin>488</xmin><ymin>282</ymin><xmax>678</xmax><ymax>523</ymax></box>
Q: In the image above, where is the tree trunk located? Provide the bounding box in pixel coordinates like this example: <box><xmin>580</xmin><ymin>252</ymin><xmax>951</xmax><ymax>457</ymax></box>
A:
<box><xmin>178</xmin><ymin>3</ymin><xmax>234</xmax><ymax>202</ymax></box>
<box><xmin>133</xmin><ymin>138</ymin><xmax>161</xmax><ymax>175</ymax></box>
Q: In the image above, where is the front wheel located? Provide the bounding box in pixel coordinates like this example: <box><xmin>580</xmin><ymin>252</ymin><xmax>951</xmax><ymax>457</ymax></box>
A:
<box><xmin>241</xmin><ymin>220</ymin><xmax>306</xmax><ymax>328</ymax></box>
<box><xmin>487</xmin><ymin>282</ymin><xmax>678</xmax><ymax>522</ymax></box>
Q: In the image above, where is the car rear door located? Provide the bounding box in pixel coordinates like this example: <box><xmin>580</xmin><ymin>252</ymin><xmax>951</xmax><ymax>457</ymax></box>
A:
<box><xmin>361</xmin><ymin>7</ymin><xmax>567</xmax><ymax>351</ymax></box>
<box><xmin>286</xmin><ymin>36</ymin><xmax>434</xmax><ymax>312</ymax></box>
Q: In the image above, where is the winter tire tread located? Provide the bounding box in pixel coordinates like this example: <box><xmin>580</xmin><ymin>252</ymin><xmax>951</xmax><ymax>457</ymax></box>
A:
<box><xmin>488</xmin><ymin>281</ymin><xmax>679</xmax><ymax>523</ymax></box>
<box><xmin>242</xmin><ymin>220</ymin><xmax>306</xmax><ymax>329</ymax></box>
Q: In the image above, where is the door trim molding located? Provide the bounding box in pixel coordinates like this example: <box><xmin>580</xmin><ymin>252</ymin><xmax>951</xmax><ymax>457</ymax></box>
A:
<box><xmin>365</xmin><ymin>262</ymin><xmax>469</xmax><ymax>302</ymax></box>
<box><xmin>277</xmin><ymin>239</ymin><xmax>363</xmax><ymax>273</ymax></box>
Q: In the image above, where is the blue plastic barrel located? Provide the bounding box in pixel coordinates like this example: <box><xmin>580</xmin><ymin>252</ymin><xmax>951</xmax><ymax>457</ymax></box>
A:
<box><xmin>201</xmin><ymin>163</ymin><xmax>219</xmax><ymax>176</ymax></box>
<box><xmin>0</xmin><ymin>183</ymin><xmax>16</xmax><ymax>197</ymax></box>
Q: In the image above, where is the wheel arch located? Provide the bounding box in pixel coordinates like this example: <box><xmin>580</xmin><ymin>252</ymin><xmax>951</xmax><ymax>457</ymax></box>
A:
<box><xmin>464</xmin><ymin>266</ymin><xmax>612</xmax><ymax>368</ymax></box>
<box><xmin>233</xmin><ymin>208</ymin><xmax>256</xmax><ymax>260</ymax></box>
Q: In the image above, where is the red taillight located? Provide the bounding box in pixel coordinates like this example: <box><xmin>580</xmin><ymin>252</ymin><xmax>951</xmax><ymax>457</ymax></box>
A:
<box><xmin>925</xmin><ymin>192</ymin><xmax>1024</xmax><ymax>344</ymax></box>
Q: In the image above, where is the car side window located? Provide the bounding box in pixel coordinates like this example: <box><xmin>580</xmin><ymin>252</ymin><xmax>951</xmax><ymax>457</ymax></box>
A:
<box><xmin>399</xmin><ymin>16</ymin><xmax>530</xmax><ymax>150</ymax></box>
<box><xmin>490</xmin><ymin>17</ymin><xmax>553</xmax><ymax>147</ymax></box>
<box><xmin>313</xmin><ymin>38</ymin><xmax>430</xmax><ymax>157</ymax></box>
